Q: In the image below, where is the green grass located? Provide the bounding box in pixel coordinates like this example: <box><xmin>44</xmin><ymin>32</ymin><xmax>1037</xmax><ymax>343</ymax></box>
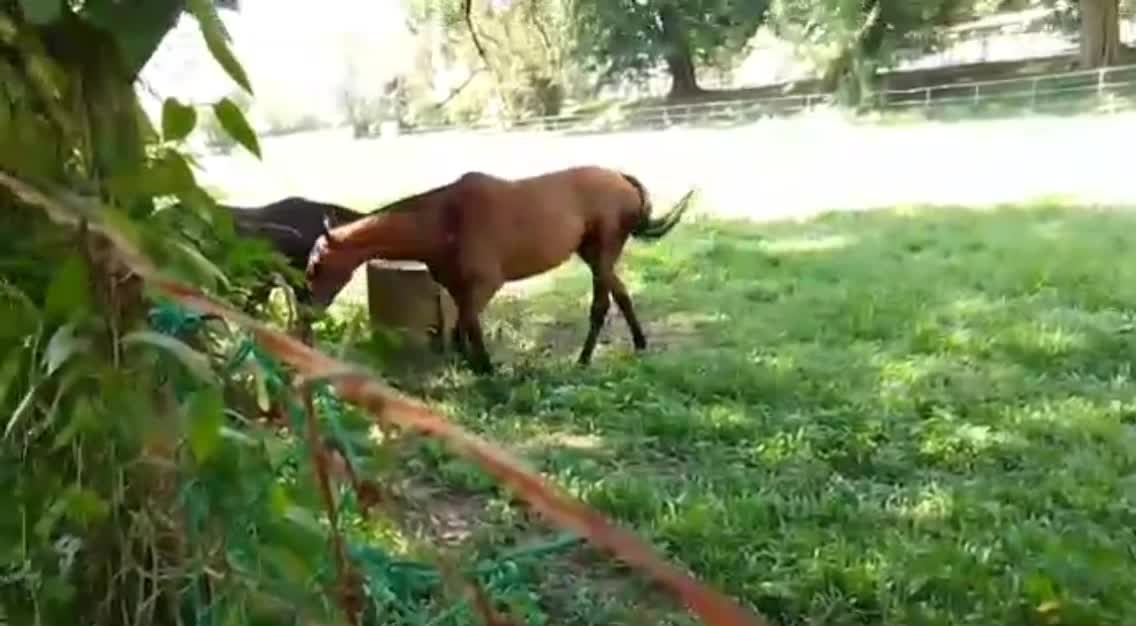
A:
<box><xmin>321</xmin><ymin>200</ymin><xmax>1136</xmax><ymax>626</ymax></box>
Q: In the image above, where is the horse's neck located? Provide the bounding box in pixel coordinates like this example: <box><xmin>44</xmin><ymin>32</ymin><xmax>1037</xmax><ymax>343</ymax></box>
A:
<box><xmin>335</xmin><ymin>209</ymin><xmax>440</xmax><ymax>268</ymax></box>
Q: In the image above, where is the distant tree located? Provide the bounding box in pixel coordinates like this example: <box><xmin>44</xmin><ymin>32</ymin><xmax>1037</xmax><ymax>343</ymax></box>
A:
<box><xmin>568</xmin><ymin>0</ymin><xmax>768</xmax><ymax>99</ymax></box>
<box><xmin>978</xmin><ymin>0</ymin><xmax>1129</xmax><ymax>68</ymax></box>
<box><xmin>769</xmin><ymin>0</ymin><xmax>972</xmax><ymax>102</ymax></box>
<box><xmin>404</xmin><ymin>0</ymin><xmax>574</xmax><ymax>119</ymax></box>
<box><xmin>1076</xmin><ymin>0</ymin><xmax>1122</xmax><ymax>67</ymax></box>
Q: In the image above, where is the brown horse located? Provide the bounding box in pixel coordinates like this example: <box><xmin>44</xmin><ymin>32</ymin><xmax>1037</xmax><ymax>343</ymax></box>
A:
<box><xmin>305</xmin><ymin>166</ymin><xmax>695</xmax><ymax>374</ymax></box>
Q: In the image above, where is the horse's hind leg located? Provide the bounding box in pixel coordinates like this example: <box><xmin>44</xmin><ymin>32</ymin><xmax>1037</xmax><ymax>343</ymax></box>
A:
<box><xmin>579</xmin><ymin>236</ymin><xmax>646</xmax><ymax>364</ymax></box>
<box><xmin>578</xmin><ymin>273</ymin><xmax>611</xmax><ymax>366</ymax></box>
<box><xmin>608</xmin><ymin>273</ymin><xmax>647</xmax><ymax>351</ymax></box>
<box><xmin>577</xmin><ymin>235</ymin><xmax>617</xmax><ymax>365</ymax></box>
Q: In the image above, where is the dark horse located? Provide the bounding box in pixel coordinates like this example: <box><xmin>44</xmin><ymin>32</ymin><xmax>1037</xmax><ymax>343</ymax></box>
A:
<box><xmin>223</xmin><ymin>196</ymin><xmax>362</xmax><ymax>301</ymax></box>
<box><xmin>304</xmin><ymin>166</ymin><xmax>695</xmax><ymax>374</ymax></box>
<box><xmin>218</xmin><ymin>196</ymin><xmax>363</xmax><ymax>342</ymax></box>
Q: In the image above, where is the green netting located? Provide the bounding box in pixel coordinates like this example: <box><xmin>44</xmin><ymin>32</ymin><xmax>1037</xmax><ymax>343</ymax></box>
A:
<box><xmin>148</xmin><ymin>298</ymin><xmax>583</xmax><ymax>625</ymax></box>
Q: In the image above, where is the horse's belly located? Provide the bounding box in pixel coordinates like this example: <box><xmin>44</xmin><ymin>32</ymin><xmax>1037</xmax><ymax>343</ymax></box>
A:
<box><xmin>500</xmin><ymin>234</ymin><xmax>580</xmax><ymax>281</ymax></box>
<box><xmin>487</xmin><ymin>208</ymin><xmax>584</xmax><ymax>281</ymax></box>
<box><xmin>501</xmin><ymin>249</ymin><xmax>569</xmax><ymax>281</ymax></box>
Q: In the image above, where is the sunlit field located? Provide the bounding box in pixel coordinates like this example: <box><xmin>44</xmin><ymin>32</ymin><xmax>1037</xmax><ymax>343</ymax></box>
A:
<box><xmin>200</xmin><ymin>114</ymin><xmax>1136</xmax><ymax>625</ymax></box>
<box><xmin>199</xmin><ymin>108</ymin><xmax>1135</xmax><ymax>305</ymax></box>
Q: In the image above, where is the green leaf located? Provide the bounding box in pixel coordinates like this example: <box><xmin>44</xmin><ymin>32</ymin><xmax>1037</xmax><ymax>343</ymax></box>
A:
<box><xmin>212</xmin><ymin>98</ymin><xmax>261</xmax><ymax>159</ymax></box>
<box><xmin>107</xmin><ymin>150</ymin><xmax>197</xmax><ymax>200</ymax></box>
<box><xmin>0</xmin><ymin>347</ymin><xmax>26</xmax><ymax>408</ymax></box>
<box><xmin>161</xmin><ymin>97</ymin><xmax>197</xmax><ymax>142</ymax></box>
<box><xmin>79</xmin><ymin>0</ymin><xmax>185</xmax><ymax>77</ymax></box>
<box><xmin>4</xmin><ymin>378</ymin><xmax>41</xmax><ymax>439</ymax></box>
<box><xmin>0</xmin><ymin>281</ymin><xmax>41</xmax><ymax>344</ymax></box>
<box><xmin>186</xmin><ymin>388</ymin><xmax>224</xmax><ymax>463</ymax></box>
<box><xmin>33</xmin><ymin>495</ymin><xmax>68</xmax><ymax>539</ymax></box>
<box><xmin>172</xmin><ymin>239</ymin><xmax>231</xmax><ymax>289</ymax></box>
<box><xmin>121</xmin><ymin>331</ymin><xmax>216</xmax><ymax>384</ymax></box>
<box><xmin>51</xmin><ymin>395</ymin><xmax>97</xmax><ymax>451</ymax></box>
<box><xmin>151</xmin><ymin>150</ymin><xmax>198</xmax><ymax>194</ymax></box>
<box><xmin>19</xmin><ymin>0</ymin><xmax>63</xmax><ymax>25</ymax></box>
<box><xmin>268</xmin><ymin>483</ymin><xmax>291</xmax><ymax>518</ymax></box>
<box><xmin>44</xmin><ymin>254</ymin><xmax>90</xmax><ymax>324</ymax></box>
<box><xmin>44</xmin><ymin>322</ymin><xmax>88</xmax><ymax>377</ymax></box>
<box><xmin>187</xmin><ymin>0</ymin><xmax>254</xmax><ymax>94</ymax></box>
<box><xmin>64</xmin><ymin>486</ymin><xmax>110</xmax><ymax>525</ymax></box>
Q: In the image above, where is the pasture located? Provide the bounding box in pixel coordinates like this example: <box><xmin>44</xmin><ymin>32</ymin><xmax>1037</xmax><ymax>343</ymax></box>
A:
<box><xmin>200</xmin><ymin>113</ymin><xmax>1136</xmax><ymax>625</ymax></box>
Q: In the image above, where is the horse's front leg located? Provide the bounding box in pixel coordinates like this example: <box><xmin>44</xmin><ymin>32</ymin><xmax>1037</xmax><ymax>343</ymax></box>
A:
<box><xmin>458</xmin><ymin>307</ymin><xmax>492</xmax><ymax>375</ymax></box>
<box><xmin>450</xmin><ymin>278</ymin><xmax>501</xmax><ymax>376</ymax></box>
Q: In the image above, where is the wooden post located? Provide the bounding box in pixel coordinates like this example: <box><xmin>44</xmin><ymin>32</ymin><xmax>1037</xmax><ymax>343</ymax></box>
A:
<box><xmin>366</xmin><ymin>260</ymin><xmax>457</xmax><ymax>354</ymax></box>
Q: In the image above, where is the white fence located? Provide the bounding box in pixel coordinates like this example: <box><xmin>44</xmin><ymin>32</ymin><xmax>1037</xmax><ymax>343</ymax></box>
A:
<box><xmin>387</xmin><ymin>63</ymin><xmax>1136</xmax><ymax>137</ymax></box>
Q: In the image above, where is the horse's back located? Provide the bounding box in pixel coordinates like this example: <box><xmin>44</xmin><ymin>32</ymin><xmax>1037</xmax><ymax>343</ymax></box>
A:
<box><xmin>447</xmin><ymin>169</ymin><xmax>607</xmax><ymax>280</ymax></box>
<box><xmin>227</xmin><ymin>196</ymin><xmax>362</xmax><ymax>268</ymax></box>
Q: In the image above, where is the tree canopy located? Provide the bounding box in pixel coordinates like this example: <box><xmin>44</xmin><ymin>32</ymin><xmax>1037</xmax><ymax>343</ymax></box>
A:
<box><xmin>568</xmin><ymin>0</ymin><xmax>769</xmax><ymax>97</ymax></box>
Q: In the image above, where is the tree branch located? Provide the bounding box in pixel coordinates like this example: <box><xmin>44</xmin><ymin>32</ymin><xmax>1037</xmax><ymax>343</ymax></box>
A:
<box><xmin>463</xmin><ymin>0</ymin><xmax>491</xmax><ymax>69</ymax></box>
<box><xmin>430</xmin><ymin>68</ymin><xmax>487</xmax><ymax>110</ymax></box>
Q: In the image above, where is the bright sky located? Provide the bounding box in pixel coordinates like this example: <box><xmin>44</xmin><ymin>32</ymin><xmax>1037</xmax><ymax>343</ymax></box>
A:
<box><xmin>140</xmin><ymin>0</ymin><xmax>414</xmax><ymax>123</ymax></box>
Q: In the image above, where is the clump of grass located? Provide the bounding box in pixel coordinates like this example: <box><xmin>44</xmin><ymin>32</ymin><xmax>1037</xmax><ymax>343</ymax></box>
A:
<box><xmin>321</xmin><ymin>200</ymin><xmax>1136</xmax><ymax>626</ymax></box>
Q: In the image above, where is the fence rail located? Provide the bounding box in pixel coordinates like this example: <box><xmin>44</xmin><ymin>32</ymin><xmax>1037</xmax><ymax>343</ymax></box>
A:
<box><xmin>389</xmin><ymin>63</ymin><xmax>1136</xmax><ymax>138</ymax></box>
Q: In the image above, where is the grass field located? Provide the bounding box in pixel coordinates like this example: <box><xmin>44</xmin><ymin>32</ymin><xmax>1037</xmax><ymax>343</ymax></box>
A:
<box><xmin>192</xmin><ymin>108</ymin><xmax>1136</xmax><ymax>625</ymax></box>
<box><xmin>310</xmin><ymin>199</ymin><xmax>1136</xmax><ymax>626</ymax></box>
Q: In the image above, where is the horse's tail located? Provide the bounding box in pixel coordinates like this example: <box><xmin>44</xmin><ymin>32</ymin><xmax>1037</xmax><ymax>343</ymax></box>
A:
<box><xmin>622</xmin><ymin>173</ymin><xmax>696</xmax><ymax>241</ymax></box>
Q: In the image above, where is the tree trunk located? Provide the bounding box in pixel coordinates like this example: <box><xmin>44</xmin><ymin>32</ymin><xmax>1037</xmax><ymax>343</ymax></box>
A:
<box><xmin>821</xmin><ymin>0</ymin><xmax>883</xmax><ymax>103</ymax></box>
<box><xmin>1079</xmin><ymin>0</ymin><xmax>1121</xmax><ymax>68</ymax></box>
<box><xmin>658</xmin><ymin>6</ymin><xmax>702</xmax><ymax>99</ymax></box>
<box><xmin>0</xmin><ymin>13</ymin><xmax>172</xmax><ymax>625</ymax></box>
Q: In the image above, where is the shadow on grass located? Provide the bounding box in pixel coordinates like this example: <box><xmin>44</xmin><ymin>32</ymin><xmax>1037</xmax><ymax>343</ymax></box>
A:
<box><xmin>342</xmin><ymin>200</ymin><xmax>1136</xmax><ymax>626</ymax></box>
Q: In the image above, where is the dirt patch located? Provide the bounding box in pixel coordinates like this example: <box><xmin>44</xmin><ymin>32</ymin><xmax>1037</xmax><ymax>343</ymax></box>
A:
<box><xmin>384</xmin><ymin>478</ymin><xmax>495</xmax><ymax>549</ymax></box>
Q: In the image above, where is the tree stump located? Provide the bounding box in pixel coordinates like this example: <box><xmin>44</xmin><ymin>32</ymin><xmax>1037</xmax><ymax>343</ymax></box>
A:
<box><xmin>366</xmin><ymin>259</ymin><xmax>456</xmax><ymax>354</ymax></box>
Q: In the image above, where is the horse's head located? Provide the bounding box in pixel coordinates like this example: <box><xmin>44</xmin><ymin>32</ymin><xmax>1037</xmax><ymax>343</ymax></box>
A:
<box><xmin>304</xmin><ymin>215</ymin><xmax>355</xmax><ymax>308</ymax></box>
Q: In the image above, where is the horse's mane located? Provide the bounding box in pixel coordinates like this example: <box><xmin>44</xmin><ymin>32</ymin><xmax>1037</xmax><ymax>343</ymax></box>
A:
<box><xmin>328</xmin><ymin>181</ymin><xmax>454</xmax><ymax>241</ymax></box>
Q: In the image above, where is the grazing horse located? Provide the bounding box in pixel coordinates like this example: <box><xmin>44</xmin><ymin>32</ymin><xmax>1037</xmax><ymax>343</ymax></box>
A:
<box><xmin>304</xmin><ymin>166</ymin><xmax>695</xmax><ymax>374</ymax></box>
<box><xmin>223</xmin><ymin>196</ymin><xmax>363</xmax><ymax>302</ymax></box>
<box><xmin>219</xmin><ymin>196</ymin><xmax>363</xmax><ymax>342</ymax></box>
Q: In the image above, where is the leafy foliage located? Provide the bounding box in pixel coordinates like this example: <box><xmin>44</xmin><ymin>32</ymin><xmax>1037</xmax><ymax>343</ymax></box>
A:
<box><xmin>213</xmin><ymin>96</ymin><xmax>262</xmax><ymax>157</ymax></box>
<box><xmin>186</xmin><ymin>0</ymin><xmax>254</xmax><ymax>94</ymax></box>
<box><xmin>768</xmin><ymin>0</ymin><xmax>980</xmax><ymax>100</ymax></box>
<box><xmin>161</xmin><ymin>96</ymin><xmax>197</xmax><ymax>142</ymax></box>
<box><xmin>404</xmin><ymin>0</ymin><xmax>577</xmax><ymax>121</ymax></box>
<box><xmin>568</xmin><ymin>0</ymin><xmax>767</xmax><ymax>89</ymax></box>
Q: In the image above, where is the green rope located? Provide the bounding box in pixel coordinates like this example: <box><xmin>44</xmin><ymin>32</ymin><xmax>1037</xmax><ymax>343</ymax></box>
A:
<box><xmin>149</xmin><ymin>300</ymin><xmax>585</xmax><ymax>625</ymax></box>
